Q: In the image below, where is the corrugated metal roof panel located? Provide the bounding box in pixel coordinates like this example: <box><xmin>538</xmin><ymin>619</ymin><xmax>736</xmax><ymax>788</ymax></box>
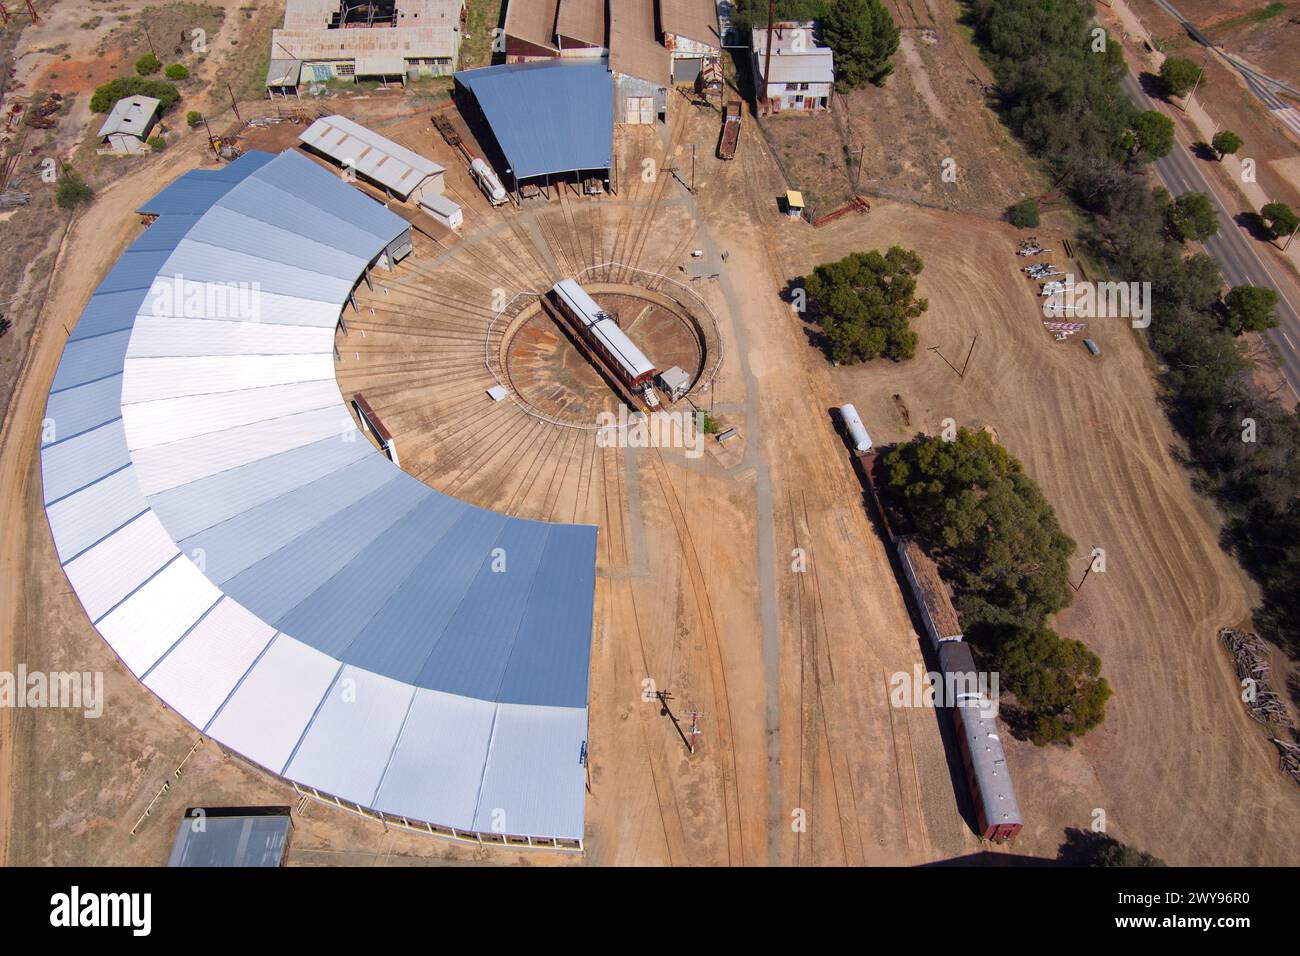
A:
<box><xmin>152</xmin><ymin>436</ymin><xmax>379</xmax><ymax>543</ymax></box>
<box><xmin>61</xmin><ymin>511</ymin><xmax>178</xmax><ymax>621</ymax></box>
<box><xmin>144</xmin><ymin>596</ymin><xmax>277</xmax><ymax>727</ymax></box>
<box><xmin>41</xmin><ymin>419</ymin><xmax>130</xmax><ymax>505</ymax></box>
<box><xmin>496</xmin><ymin>522</ymin><xmax>596</xmax><ymax>708</ymax></box>
<box><xmin>454</xmin><ymin>61</ymin><xmax>613</xmax><ymax>180</ymax></box>
<box><xmin>217</xmin><ymin>178</ymin><xmax>398</xmax><ymax>258</ymax></box>
<box><xmin>283</xmin><ymin>665</ymin><xmax>415</xmax><ymax>804</ymax></box>
<box><xmin>43</xmin><ymin>375</ymin><xmax>122</xmax><ymax>445</ymax></box>
<box><xmin>221</xmin><ymin>476</ymin><xmax>429</xmax><ymax>627</ymax></box>
<box><xmin>205</xmin><ymin>634</ymin><xmax>340</xmax><ymax>769</ymax></box>
<box><xmin>121</xmin><ymin>354</ymin><xmax>334</xmax><ymax>404</ymax></box>
<box><xmin>161</xmin><ymin>240</ymin><xmax>355</xmax><ymax>302</ymax></box>
<box><xmin>417</xmin><ymin>519</ymin><xmax>550</xmax><ymax>701</ymax></box>
<box><xmin>184</xmin><ymin>206</ymin><xmax>370</xmax><ymax>278</ymax></box>
<box><xmin>251</xmin><ymin>150</ymin><xmax>408</xmax><ymax>244</ymax></box>
<box><xmin>45</xmin><ymin>466</ymin><xmax>148</xmax><ymax>563</ymax></box>
<box><xmin>123</xmin><ymin>379</ymin><xmax>340</xmax><ymax>449</ymax></box>
<box><xmin>474</xmin><ymin>703</ymin><xmax>587</xmax><ymax>839</ymax></box>
<box><xmin>346</xmin><ymin>504</ymin><xmax>505</xmax><ymax>683</ymax></box>
<box><xmin>96</xmin><ymin>557</ymin><xmax>221</xmax><ymax>675</ymax></box>
<box><xmin>129</xmin><ymin>405</ymin><xmax>355</xmax><ymax>497</ymax></box>
<box><xmin>299</xmin><ymin>115</ymin><xmax>444</xmax><ymax>200</ymax></box>
<box><xmin>276</xmin><ymin>492</ymin><xmax>465</xmax><ymax>659</ymax></box>
<box><xmin>50</xmin><ymin>331</ymin><xmax>132</xmax><ymax>393</ymax></box>
<box><xmin>178</xmin><ymin>457</ymin><xmax>399</xmax><ymax>586</ymax></box>
<box><xmin>371</xmin><ymin>689</ymin><xmax>495</xmax><ymax>830</ymax></box>
<box><xmin>126</xmin><ymin>317</ymin><xmax>331</xmax><ymax>360</ymax></box>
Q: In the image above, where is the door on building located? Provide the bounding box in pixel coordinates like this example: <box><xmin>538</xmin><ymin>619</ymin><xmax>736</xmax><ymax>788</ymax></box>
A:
<box><xmin>625</xmin><ymin>96</ymin><xmax>654</xmax><ymax>124</ymax></box>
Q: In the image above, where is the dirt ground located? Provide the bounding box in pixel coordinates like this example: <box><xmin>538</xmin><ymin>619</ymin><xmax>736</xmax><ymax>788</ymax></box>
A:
<box><xmin>1162</xmin><ymin>0</ymin><xmax>1300</xmax><ymax>89</ymax></box>
<box><xmin>3</xmin><ymin>8</ymin><xmax>1298</xmax><ymax>867</ymax></box>
<box><xmin>1128</xmin><ymin>0</ymin><xmax>1300</xmax><ymax>211</ymax></box>
<box><xmin>751</xmin><ymin>0</ymin><xmax>1049</xmax><ymax>223</ymax></box>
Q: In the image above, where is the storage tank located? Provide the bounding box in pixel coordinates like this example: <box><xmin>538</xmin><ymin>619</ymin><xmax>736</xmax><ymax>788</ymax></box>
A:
<box><xmin>839</xmin><ymin>404</ymin><xmax>872</xmax><ymax>453</ymax></box>
<box><xmin>470</xmin><ymin>157</ymin><xmax>508</xmax><ymax>206</ymax></box>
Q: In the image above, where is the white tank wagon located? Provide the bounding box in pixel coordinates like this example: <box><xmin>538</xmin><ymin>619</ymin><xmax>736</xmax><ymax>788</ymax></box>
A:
<box><xmin>551</xmin><ymin>279</ymin><xmax>658</xmax><ymax>394</ymax></box>
<box><xmin>839</xmin><ymin>404</ymin><xmax>873</xmax><ymax>454</ymax></box>
<box><xmin>471</xmin><ymin>157</ymin><xmax>508</xmax><ymax>206</ymax></box>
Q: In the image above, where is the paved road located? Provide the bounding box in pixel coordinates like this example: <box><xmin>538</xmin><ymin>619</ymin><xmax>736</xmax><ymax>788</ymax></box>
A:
<box><xmin>1121</xmin><ymin>73</ymin><xmax>1300</xmax><ymax>400</ymax></box>
<box><xmin>1149</xmin><ymin>0</ymin><xmax>1300</xmax><ymax>136</ymax></box>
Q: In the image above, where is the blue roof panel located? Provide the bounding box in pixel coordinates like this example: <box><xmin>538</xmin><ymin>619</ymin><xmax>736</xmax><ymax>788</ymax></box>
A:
<box><xmin>455</xmin><ymin>61</ymin><xmax>614</xmax><ymax>181</ymax></box>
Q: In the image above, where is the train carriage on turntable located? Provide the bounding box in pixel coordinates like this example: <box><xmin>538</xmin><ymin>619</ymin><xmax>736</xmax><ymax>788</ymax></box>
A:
<box><xmin>551</xmin><ymin>279</ymin><xmax>658</xmax><ymax>393</ymax></box>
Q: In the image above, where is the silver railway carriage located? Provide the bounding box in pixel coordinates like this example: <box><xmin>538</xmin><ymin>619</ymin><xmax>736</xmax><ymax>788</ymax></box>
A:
<box><xmin>552</xmin><ymin>279</ymin><xmax>658</xmax><ymax>391</ymax></box>
<box><xmin>937</xmin><ymin>640</ymin><xmax>1023</xmax><ymax>842</ymax></box>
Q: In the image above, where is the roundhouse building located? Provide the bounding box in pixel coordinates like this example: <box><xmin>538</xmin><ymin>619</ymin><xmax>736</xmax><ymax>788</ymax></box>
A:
<box><xmin>40</xmin><ymin>150</ymin><xmax>597</xmax><ymax>849</ymax></box>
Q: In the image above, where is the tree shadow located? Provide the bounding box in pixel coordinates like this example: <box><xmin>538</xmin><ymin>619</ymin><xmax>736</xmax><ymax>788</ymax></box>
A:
<box><xmin>1234</xmin><ymin>210</ymin><xmax>1274</xmax><ymax>242</ymax></box>
<box><xmin>1137</xmin><ymin>70</ymin><xmax>1170</xmax><ymax>101</ymax></box>
<box><xmin>1190</xmin><ymin>141</ymin><xmax>1218</xmax><ymax>162</ymax></box>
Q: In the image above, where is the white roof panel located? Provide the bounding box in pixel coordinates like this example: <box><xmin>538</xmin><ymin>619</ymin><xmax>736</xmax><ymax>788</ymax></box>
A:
<box><xmin>475</xmin><ymin>703</ymin><xmax>588</xmax><ymax>840</ymax></box>
<box><xmin>299</xmin><ymin>115</ymin><xmax>444</xmax><ymax>199</ymax></box>
<box><xmin>205</xmin><ymin>634</ymin><xmax>340</xmax><ymax>770</ymax></box>
<box><xmin>61</xmin><ymin>511</ymin><xmax>179</xmax><ymax>621</ymax></box>
<box><xmin>121</xmin><ymin>354</ymin><xmax>334</xmax><ymax>404</ymax></box>
<box><xmin>144</xmin><ymin>597</ymin><xmax>277</xmax><ymax>727</ymax></box>
<box><xmin>122</xmin><ymin>379</ymin><xmax>342</xmax><ymax>450</ymax></box>
<box><xmin>96</xmin><ymin>557</ymin><xmax>222</xmax><ymax>675</ymax></box>
<box><xmin>126</xmin><ymin>316</ymin><xmax>331</xmax><ymax>359</ymax></box>
<box><xmin>371</xmin><ymin>689</ymin><xmax>496</xmax><ymax>829</ymax></box>
<box><xmin>128</xmin><ymin>405</ymin><xmax>355</xmax><ymax>496</ymax></box>
<box><xmin>283</xmin><ymin>665</ymin><xmax>415</xmax><ymax>806</ymax></box>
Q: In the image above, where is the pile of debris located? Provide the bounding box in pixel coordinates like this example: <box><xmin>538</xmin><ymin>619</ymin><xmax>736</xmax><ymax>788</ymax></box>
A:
<box><xmin>1220</xmin><ymin>627</ymin><xmax>1300</xmax><ymax>785</ymax></box>
<box><xmin>24</xmin><ymin>92</ymin><xmax>62</xmax><ymax>130</ymax></box>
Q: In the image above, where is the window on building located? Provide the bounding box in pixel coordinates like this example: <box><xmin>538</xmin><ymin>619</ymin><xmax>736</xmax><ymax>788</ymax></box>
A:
<box><xmin>336</xmin><ymin>62</ymin><xmax>355</xmax><ymax>76</ymax></box>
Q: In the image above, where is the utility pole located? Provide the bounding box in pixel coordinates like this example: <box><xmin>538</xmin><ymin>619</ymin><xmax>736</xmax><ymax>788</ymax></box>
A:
<box><xmin>762</xmin><ymin>0</ymin><xmax>775</xmax><ymax>114</ymax></box>
<box><xmin>684</xmin><ymin>711</ymin><xmax>709</xmax><ymax>755</ymax></box>
<box><xmin>227</xmin><ymin>81</ymin><xmax>242</xmax><ymax>123</ymax></box>
<box><xmin>690</xmin><ymin>143</ymin><xmax>696</xmax><ymax>192</ymax></box>
<box><xmin>1282</xmin><ymin>216</ymin><xmax>1300</xmax><ymax>252</ymax></box>
<box><xmin>1073</xmin><ymin>547</ymin><xmax>1101</xmax><ymax>592</ymax></box>
<box><xmin>1182</xmin><ymin>48</ymin><xmax>1211</xmax><ymax>112</ymax></box>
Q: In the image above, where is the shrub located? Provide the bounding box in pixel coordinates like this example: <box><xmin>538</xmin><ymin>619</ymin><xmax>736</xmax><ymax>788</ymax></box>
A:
<box><xmin>1159</xmin><ymin>56</ymin><xmax>1202</xmax><ymax>98</ymax></box>
<box><xmin>55</xmin><ymin>169</ymin><xmax>93</xmax><ymax>210</ymax></box>
<box><xmin>1008</xmin><ymin>198</ymin><xmax>1040</xmax><ymax>228</ymax></box>
<box><xmin>135</xmin><ymin>53</ymin><xmax>161</xmax><ymax>76</ymax></box>
<box><xmin>185</xmin><ymin>110</ymin><xmax>203</xmax><ymax>128</ymax></box>
<box><xmin>1210</xmin><ymin>130</ymin><xmax>1242</xmax><ymax>159</ymax></box>
<box><xmin>164</xmin><ymin>63</ymin><xmax>189</xmax><ymax>81</ymax></box>
<box><xmin>147</xmin><ymin>134</ymin><xmax>167</xmax><ymax>152</ymax></box>
<box><xmin>89</xmin><ymin>77</ymin><xmax>179</xmax><ymax>114</ymax></box>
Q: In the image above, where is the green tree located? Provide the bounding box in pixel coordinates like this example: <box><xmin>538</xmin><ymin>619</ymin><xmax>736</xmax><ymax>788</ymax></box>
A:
<box><xmin>882</xmin><ymin>429</ymin><xmax>1076</xmax><ymax>629</ymax></box>
<box><xmin>164</xmin><ymin>63</ymin><xmax>190</xmax><ymax>81</ymax></box>
<box><xmin>1210</xmin><ymin>130</ymin><xmax>1242</xmax><ymax>159</ymax></box>
<box><xmin>1260</xmin><ymin>201</ymin><xmax>1299</xmax><ymax>240</ymax></box>
<box><xmin>997</xmin><ymin>624</ymin><xmax>1111</xmax><ymax>744</ymax></box>
<box><xmin>1128</xmin><ymin>110</ymin><xmax>1174</xmax><ymax>161</ymax></box>
<box><xmin>136</xmin><ymin>53</ymin><xmax>162</xmax><ymax>76</ymax></box>
<box><xmin>1008</xmin><ymin>198</ymin><xmax>1040</xmax><ymax>228</ymax></box>
<box><xmin>89</xmin><ymin>76</ymin><xmax>180</xmax><ymax>114</ymax></box>
<box><xmin>185</xmin><ymin>110</ymin><xmax>203</xmax><ymax>128</ymax></box>
<box><xmin>731</xmin><ymin>0</ymin><xmax>830</xmax><ymax>30</ymax></box>
<box><xmin>802</xmin><ymin>246</ymin><xmax>926</xmax><ymax>362</ymax></box>
<box><xmin>822</xmin><ymin>0</ymin><xmax>900</xmax><ymax>89</ymax></box>
<box><xmin>1223</xmin><ymin>284</ymin><xmax>1279</xmax><ymax>335</ymax></box>
<box><xmin>1058</xmin><ymin>830</ymin><xmax>1167</xmax><ymax>866</ymax></box>
<box><xmin>55</xmin><ymin>169</ymin><xmax>93</xmax><ymax>210</ymax></box>
<box><xmin>147</xmin><ymin>134</ymin><xmax>167</xmax><ymax>152</ymax></box>
<box><xmin>1166</xmin><ymin>191</ymin><xmax>1219</xmax><ymax>242</ymax></box>
<box><xmin>1159</xmin><ymin>56</ymin><xmax>1202</xmax><ymax>98</ymax></box>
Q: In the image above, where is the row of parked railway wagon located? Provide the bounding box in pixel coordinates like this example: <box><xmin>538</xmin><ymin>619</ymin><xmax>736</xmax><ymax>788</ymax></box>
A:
<box><xmin>839</xmin><ymin>405</ymin><xmax>1023</xmax><ymax>843</ymax></box>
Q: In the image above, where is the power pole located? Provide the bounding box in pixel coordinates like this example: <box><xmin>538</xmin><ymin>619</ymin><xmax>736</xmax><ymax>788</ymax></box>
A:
<box><xmin>1182</xmin><ymin>48</ymin><xmax>1211</xmax><ymax>112</ymax></box>
<box><xmin>1283</xmin><ymin>216</ymin><xmax>1300</xmax><ymax>252</ymax></box>
<box><xmin>685</xmin><ymin>711</ymin><xmax>709</xmax><ymax>755</ymax></box>
<box><xmin>762</xmin><ymin>0</ymin><xmax>775</xmax><ymax>113</ymax></box>
<box><xmin>227</xmin><ymin>81</ymin><xmax>242</xmax><ymax>123</ymax></box>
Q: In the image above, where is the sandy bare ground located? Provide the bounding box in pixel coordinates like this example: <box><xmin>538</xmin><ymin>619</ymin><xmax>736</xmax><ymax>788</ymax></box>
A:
<box><xmin>4</xmin><ymin>74</ymin><xmax>1296</xmax><ymax>867</ymax></box>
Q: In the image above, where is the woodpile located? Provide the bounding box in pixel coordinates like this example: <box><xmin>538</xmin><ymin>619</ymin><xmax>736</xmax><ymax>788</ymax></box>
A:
<box><xmin>1221</xmin><ymin>628</ymin><xmax>1300</xmax><ymax>785</ymax></box>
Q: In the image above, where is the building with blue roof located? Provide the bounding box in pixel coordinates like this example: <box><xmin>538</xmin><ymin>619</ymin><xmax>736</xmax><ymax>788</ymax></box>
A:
<box><xmin>40</xmin><ymin>150</ymin><xmax>598</xmax><ymax>849</ymax></box>
<box><xmin>454</xmin><ymin>59</ymin><xmax>614</xmax><ymax>193</ymax></box>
